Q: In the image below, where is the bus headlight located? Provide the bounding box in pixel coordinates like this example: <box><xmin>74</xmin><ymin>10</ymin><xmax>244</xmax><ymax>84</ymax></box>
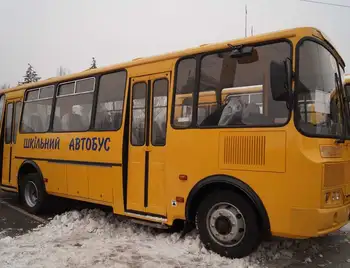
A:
<box><xmin>324</xmin><ymin>189</ymin><xmax>342</xmax><ymax>206</ymax></box>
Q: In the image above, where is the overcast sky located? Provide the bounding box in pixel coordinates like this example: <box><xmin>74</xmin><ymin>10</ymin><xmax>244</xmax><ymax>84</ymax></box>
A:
<box><xmin>0</xmin><ymin>0</ymin><xmax>349</xmax><ymax>86</ymax></box>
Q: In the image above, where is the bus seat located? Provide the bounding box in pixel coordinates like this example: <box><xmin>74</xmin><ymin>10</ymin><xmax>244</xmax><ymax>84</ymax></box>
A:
<box><xmin>152</xmin><ymin>120</ymin><xmax>165</xmax><ymax>144</ymax></box>
<box><xmin>53</xmin><ymin>115</ymin><xmax>62</xmax><ymax>130</ymax></box>
<box><xmin>218</xmin><ymin>98</ymin><xmax>243</xmax><ymax>126</ymax></box>
<box><xmin>242</xmin><ymin>103</ymin><xmax>261</xmax><ymax>124</ymax></box>
<box><xmin>113</xmin><ymin>112</ymin><xmax>122</xmax><ymax>129</ymax></box>
<box><xmin>68</xmin><ymin>113</ymin><xmax>85</xmax><ymax>131</ymax></box>
<box><xmin>30</xmin><ymin>114</ymin><xmax>43</xmax><ymax>132</ymax></box>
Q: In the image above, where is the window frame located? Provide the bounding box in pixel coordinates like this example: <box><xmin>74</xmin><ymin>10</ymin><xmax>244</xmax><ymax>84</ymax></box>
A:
<box><xmin>19</xmin><ymin>85</ymin><xmax>55</xmax><ymax>134</ymax></box>
<box><xmin>13</xmin><ymin>101</ymin><xmax>22</xmax><ymax>144</ymax></box>
<box><xmin>92</xmin><ymin>70</ymin><xmax>127</xmax><ymax>132</ymax></box>
<box><xmin>52</xmin><ymin>77</ymin><xmax>96</xmax><ymax>133</ymax></box>
<box><xmin>171</xmin><ymin>56</ymin><xmax>198</xmax><ymax>129</ymax></box>
<box><xmin>170</xmin><ymin>38</ymin><xmax>293</xmax><ymax>130</ymax></box>
<box><xmin>130</xmin><ymin>81</ymin><xmax>148</xmax><ymax>146</ymax></box>
<box><xmin>5</xmin><ymin>102</ymin><xmax>14</xmax><ymax>144</ymax></box>
<box><xmin>294</xmin><ymin>36</ymin><xmax>346</xmax><ymax>140</ymax></box>
<box><xmin>19</xmin><ymin>69</ymin><xmax>128</xmax><ymax>134</ymax></box>
<box><xmin>151</xmin><ymin>78</ymin><xmax>169</xmax><ymax>146</ymax></box>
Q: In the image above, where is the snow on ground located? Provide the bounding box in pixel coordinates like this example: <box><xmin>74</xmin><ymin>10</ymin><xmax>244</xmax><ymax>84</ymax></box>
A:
<box><xmin>0</xmin><ymin>209</ymin><xmax>348</xmax><ymax>268</ymax></box>
<box><xmin>0</xmin><ymin>229</ymin><xmax>10</xmax><ymax>239</ymax></box>
<box><xmin>341</xmin><ymin>223</ymin><xmax>350</xmax><ymax>232</ymax></box>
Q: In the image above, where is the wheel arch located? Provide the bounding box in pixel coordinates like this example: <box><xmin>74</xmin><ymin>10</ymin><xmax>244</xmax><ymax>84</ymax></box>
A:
<box><xmin>17</xmin><ymin>160</ymin><xmax>45</xmax><ymax>190</ymax></box>
<box><xmin>185</xmin><ymin>174</ymin><xmax>271</xmax><ymax>237</ymax></box>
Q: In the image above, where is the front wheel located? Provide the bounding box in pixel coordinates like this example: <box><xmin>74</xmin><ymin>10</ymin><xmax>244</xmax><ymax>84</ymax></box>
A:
<box><xmin>196</xmin><ymin>190</ymin><xmax>262</xmax><ymax>258</ymax></box>
<box><xmin>20</xmin><ymin>174</ymin><xmax>47</xmax><ymax>214</ymax></box>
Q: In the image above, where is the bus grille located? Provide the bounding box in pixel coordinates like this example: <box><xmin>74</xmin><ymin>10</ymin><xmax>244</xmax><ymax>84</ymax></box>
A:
<box><xmin>323</xmin><ymin>163</ymin><xmax>345</xmax><ymax>188</ymax></box>
<box><xmin>223</xmin><ymin>136</ymin><xmax>266</xmax><ymax>166</ymax></box>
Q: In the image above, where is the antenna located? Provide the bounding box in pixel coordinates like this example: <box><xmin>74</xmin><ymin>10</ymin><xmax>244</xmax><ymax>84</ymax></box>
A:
<box><xmin>245</xmin><ymin>4</ymin><xmax>248</xmax><ymax>37</ymax></box>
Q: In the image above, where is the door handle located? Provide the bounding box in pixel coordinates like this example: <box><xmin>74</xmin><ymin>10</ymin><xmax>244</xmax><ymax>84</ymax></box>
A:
<box><xmin>145</xmin><ymin>147</ymin><xmax>152</xmax><ymax>152</ymax></box>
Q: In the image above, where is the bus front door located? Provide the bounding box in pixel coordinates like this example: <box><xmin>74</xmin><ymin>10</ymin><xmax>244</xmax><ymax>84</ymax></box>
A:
<box><xmin>127</xmin><ymin>72</ymin><xmax>170</xmax><ymax>217</ymax></box>
<box><xmin>2</xmin><ymin>99</ymin><xmax>21</xmax><ymax>188</ymax></box>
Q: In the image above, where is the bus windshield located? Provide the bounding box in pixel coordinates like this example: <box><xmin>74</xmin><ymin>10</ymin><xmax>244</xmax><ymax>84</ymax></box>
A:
<box><xmin>296</xmin><ymin>40</ymin><xmax>345</xmax><ymax>138</ymax></box>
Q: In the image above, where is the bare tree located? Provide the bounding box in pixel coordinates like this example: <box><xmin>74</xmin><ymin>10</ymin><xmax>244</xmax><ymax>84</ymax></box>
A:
<box><xmin>0</xmin><ymin>83</ymin><xmax>11</xmax><ymax>89</ymax></box>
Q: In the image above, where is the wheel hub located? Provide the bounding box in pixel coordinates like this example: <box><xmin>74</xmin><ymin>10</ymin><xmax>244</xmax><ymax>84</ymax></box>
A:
<box><xmin>215</xmin><ymin>216</ymin><xmax>232</xmax><ymax>235</ymax></box>
<box><xmin>24</xmin><ymin>181</ymin><xmax>39</xmax><ymax>208</ymax></box>
<box><xmin>206</xmin><ymin>203</ymin><xmax>246</xmax><ymax>247</ymax></box>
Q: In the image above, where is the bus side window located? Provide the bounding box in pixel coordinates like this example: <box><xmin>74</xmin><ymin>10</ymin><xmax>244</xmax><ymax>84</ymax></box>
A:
<box><xmin>173</xmin><ymin>58</ymin><xmax>196</xmax><ymax>128</ymax></box>
<box><xmin>94</xmin><ymin>71</ymin><xmax>126</xmax><ymax>130</ymax></box>
<box><xmin>5</xmin><ymin>103</ymin><xmax>13</xmax><ymax>144</ymax></box>
<box><xmin>152</xmin><ymin>79</ymin><xmax>168</xmax><ymax>146</ymax></box>
<box><xmin>13</xmin><ymin>101</ymin><xmax>22</xmax><ymax>144</ymax></box>
<box><xmin>131</xmin><ymin>82</ymin><xmax>147</xmax><ymax>146</ymax></box>
<box><xmin>53</xmin><ymin>78</ymin><xmax>94</xmax><ymax>132</ymax></box>
<box><xmin>21</xmin><ymin>86</ymin><xmax>54</xmax><ymax>133</ymax></box>
<box><xmin>197</xmin><ymin>42</ymin><xmax>290</xmax><ymax>127</ymax></box>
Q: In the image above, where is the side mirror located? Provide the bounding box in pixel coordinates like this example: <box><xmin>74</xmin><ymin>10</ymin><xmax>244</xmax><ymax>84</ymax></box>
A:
<box><xmin>270</xmin><ymin>59</ymin><xmax>292</xmax><ymax>101</ymax></box>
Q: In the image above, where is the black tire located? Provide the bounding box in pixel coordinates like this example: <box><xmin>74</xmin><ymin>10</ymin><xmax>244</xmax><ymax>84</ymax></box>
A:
<box><xmin>20</xmin><ymin>173</ymin><xmax>47</xmax><ymax>214</ymax></box>
<box><xmin>196</xmin><ymin>190</ymin><xmax>262</xmax><ymax>258</ymax></box>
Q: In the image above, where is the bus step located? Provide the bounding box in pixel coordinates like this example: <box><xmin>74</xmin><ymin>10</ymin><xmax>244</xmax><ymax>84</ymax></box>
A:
<box><xmin>130</xmin><ymin>218</ymin><xmax>169</xmax><ymax>229</ymax></box>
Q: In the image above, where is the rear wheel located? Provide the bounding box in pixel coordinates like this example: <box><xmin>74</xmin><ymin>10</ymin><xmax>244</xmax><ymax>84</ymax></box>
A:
<box><xmin>196</xmin><ymin>190</ymin><xmax>262</xmax><ymax>258</ymax></box>
<box><xmin>20</xmin><ymin>173</ymin><xmax>47</xmax><ymax>214</ymax></box>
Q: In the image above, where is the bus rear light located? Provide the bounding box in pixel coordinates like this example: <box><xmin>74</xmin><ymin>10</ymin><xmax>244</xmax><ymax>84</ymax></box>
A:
<box><xmin>324</xmin><ymin>189</ymin><xmax>342</xmax><ymax>206</ymax></box>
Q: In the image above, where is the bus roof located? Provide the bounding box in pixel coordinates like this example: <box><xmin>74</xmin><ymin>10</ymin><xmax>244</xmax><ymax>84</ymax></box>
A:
<box><xmin>0</xmin><ymin>27</ymin><xmax>335</xmax><ymax>95</ymax></box>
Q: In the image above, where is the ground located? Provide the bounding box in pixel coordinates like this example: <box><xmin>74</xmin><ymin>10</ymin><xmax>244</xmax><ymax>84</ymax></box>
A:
<box><xmin>1</xmin><ymin>190</ymin><xmax>350</xmax><ymax>268</ymax></box>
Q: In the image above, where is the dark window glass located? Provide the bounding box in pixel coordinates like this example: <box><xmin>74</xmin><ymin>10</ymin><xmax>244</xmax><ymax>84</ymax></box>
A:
<box><xmin>53</xmin><ymin>78</ymin><xmax>95</xmax><ymax>132</ymax></box>
<box><xmin>58</xmin><ymin>82</ymin><xmax>74</xmax><ymax>96</ymax></box>
<box><xmin>131</xmin><ymin>82</ymin><xmax>147</xmax><ymax>146</ymax></box>
<box><xmin>39</xmin><ymin>86</ymin><xmax>54</xmax><ymax>99</ymax></box>
<box><xmin>26</xmin><ymin>89</ymin><xmax>39</xmax><ymax>101</ymax></box>
<box><xmin>76</xmin><ymin>78</ymin><xmax>95</xmax><ymax>93</ymax></box>
<box><xmin>345</xmin><ymin>84</ymin><xmax>350</xmax><ymax>97</ymax></box>
<box><xmin>152</xmin><ymin>79</ymin><xmax>168</xmax><ymax>146</ymax></box>
<box><xmin>94</xmin><ymin>71</ymin><xmax>126</xmax><ymax>130</ymax></box>
<box><xmin>173</xmin><ymin>58</ymin><xmax>196</xmax><ymax>128</ymax></box>
<box><xmin>5</xmin><ymin>103</ymin><xmax>13</xmax><ymax>144</ymax></box>
<box><xmin>198</xmin><ymin>42</ymin><xmax>291</xmax><ymax>127</ymax></box>
<box><xmin>0</xmin><ymin>95</ymin><xmax>5</xmax><ymax>124</ymax></box>
<box><xmin>13</xmin><ymin>102</ymin><xmax>22</xmax><ymax>143</ymax></box>
<box><xmin>297</xmin><ymin>40</ymin><xmax>343</xmax><ymax>137</ymax></box>
<box><xmin>21</xmin><ymin>87</ymin><xmax>53</xmax><ymax>133</ymax></box>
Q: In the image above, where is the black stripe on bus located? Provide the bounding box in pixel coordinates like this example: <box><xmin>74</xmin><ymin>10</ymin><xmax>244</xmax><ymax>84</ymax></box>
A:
<box><xmin>14</xmin><ymin>156</ymin><xmax>122</xmax><ymax>167</ymax></box>
<box><xmin>144</xmin><ymin>151</ymin><xmax>149</xmax><ymax>207</ymax></box>
<box><xmin>9</xmin><ymin>147</ymin><xmax>12</xmax><ymax>183</ymax></box>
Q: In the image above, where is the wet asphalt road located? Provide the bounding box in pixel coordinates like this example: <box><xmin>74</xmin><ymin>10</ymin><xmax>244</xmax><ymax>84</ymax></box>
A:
<box><xmin>0</xmin><ymin>190</ymin><xmax>350</xmax><ymax>267</ymax></box>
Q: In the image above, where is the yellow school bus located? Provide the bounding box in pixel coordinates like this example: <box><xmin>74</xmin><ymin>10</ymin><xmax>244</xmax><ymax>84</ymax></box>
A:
<box><xmin>1</xmin><ymin>27</ymin><xmax>350</xmax><ymax>259</ymax></box>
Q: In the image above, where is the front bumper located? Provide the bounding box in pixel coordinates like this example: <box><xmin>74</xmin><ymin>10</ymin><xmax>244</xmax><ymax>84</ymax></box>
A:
<box><xmin>289</xmin><ymin>203</ymin><xmax>350</xmax><ymax>238</ymax></box>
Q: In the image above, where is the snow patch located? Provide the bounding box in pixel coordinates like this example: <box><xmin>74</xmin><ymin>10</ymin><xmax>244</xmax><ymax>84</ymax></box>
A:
<box><xmin>0</xmin><ymin>209</ymin><xmax>262</xmax><ymax>268</ymax></box>
<box><xmin>0</xmin><ymin>209</ymin><xmax>341</xmax><ymax>268</ymax></box>
<box><xmin>340</xmin><ymin>223</ymin><xmax>350</xmax><ymax>232</ymax></box>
